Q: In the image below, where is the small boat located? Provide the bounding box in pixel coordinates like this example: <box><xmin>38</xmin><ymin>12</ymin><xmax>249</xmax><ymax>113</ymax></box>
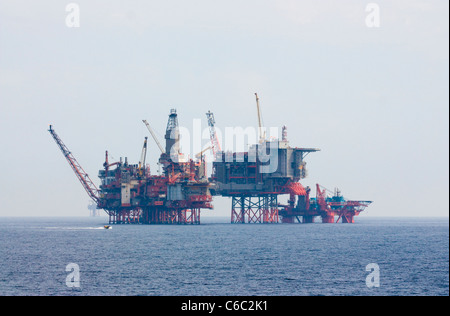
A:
<box><xmin>103</xmin><ymin>225</ymin><xmax>112</xmax><ymax>229</ymax></box>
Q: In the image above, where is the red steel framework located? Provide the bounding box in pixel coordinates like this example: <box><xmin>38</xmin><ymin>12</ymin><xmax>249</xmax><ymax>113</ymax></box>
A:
<box><xmin>107</xmin><ymin>207</ymin><xmax>203</xmax><ymax>225</ymax></box>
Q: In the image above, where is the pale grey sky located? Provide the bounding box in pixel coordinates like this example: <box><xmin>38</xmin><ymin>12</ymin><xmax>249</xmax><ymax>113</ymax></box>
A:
<box><xmin>0</xmin><ymin>0</ymin><xmax>448</xmax><ymax>217</ymax></box>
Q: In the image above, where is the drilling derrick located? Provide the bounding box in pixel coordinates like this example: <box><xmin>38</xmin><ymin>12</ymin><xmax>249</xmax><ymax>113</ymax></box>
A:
<box><xmin>164</xmin><ymin>108</ymin><xmax>180</xmax><ymax>162</ymax></box>
<box><xmin>157</xmin><ymin>109</ymin><xmax>212</xmax><ymax>224</ymax></box>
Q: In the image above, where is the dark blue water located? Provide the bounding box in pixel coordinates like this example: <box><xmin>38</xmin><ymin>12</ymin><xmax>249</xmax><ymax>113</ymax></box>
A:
<box><xmin>0</xmin><ymin>216</ymin><xmax>448</xmax><ymax>296</ymax></box>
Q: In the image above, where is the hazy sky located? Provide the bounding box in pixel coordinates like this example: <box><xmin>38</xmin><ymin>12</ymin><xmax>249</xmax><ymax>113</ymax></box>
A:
<box><xmin>0</xmin><ymin>0</ymin><xmax>448</xmax><ymax>217</ymax></box>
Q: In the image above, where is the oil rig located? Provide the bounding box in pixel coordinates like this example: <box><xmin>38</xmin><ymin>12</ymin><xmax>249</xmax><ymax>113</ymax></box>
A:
<box><xmin>49</xmin><ymin>94</ymin><xmax>372</xmax><ymax>224</ymax></box>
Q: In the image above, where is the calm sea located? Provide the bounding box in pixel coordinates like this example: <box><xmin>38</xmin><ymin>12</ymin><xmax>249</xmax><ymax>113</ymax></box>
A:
<box><xmin>0</xmin><ymin>216</ymin><xmax>448</xmax><ymax>296</ymax></box>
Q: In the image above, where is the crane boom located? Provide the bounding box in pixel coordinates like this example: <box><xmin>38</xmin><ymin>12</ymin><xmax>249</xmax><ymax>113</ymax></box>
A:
<box><xmin>48</xmin><ymin>125</ymin><xmax>99</xmax><ymax>204</ymax></box>
<box><xmin>195</xmin><ymin>146</ymin><xmax>212</xmax><ymax>159</ymax></box>
<box><xmin>206</xmin><ymin>111</ymin><xmax>221</xmax><ymax>158</ymax></box>
<box><xmin>138</xmin><ymin>137</ymin><xmax>148</xmax><ymax>176</ymax></box>
<box><xmin>255</xmin><ymin>93</ymin><xmax>266</xmax><ymax>143</ymax></box>
<box><xmin>143</xmin><ymin>119</ymin><xmax>164</xmax><ymax>154</ymax></box>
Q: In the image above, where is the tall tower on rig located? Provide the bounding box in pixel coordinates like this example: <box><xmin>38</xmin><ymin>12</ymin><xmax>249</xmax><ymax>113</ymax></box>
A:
<box><xmin>165</xmin><ymin>109</ymin><xmax>180</xmax><ymax>162</ymax></box>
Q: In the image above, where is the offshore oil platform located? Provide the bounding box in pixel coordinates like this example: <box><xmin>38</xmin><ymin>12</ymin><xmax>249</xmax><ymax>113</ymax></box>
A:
<box><xmin>49</xmin><ymin>94</ymin><xmax>372</xmax><ymax>224</ymax></box>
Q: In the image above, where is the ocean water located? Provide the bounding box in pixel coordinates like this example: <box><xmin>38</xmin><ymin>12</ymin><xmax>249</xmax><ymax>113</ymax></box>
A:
<box><xmin>0</xmin><ymin>216</ymin><xmax>448</xmax><ymax>296</ymax></box>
